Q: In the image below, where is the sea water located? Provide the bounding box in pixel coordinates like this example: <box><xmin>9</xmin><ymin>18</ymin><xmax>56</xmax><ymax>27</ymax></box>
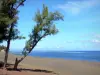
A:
<box><xmin>11</xmin><ymin>50</ymin><xmax>100</xmax><ymax>62</ymax></box>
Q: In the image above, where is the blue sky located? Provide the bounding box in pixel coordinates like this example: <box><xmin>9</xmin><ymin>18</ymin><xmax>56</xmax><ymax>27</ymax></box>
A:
<box><xmin>3</xmin><ymin>0</ymin><xmax>100</xmax><ymax>51</ymax></box>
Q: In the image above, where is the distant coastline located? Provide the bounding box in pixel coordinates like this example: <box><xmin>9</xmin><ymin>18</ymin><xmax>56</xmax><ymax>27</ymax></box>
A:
<box><xmin>10</xmin><ymin>50</ymin><xmax>100</xmax><ymax>62</ymax></box>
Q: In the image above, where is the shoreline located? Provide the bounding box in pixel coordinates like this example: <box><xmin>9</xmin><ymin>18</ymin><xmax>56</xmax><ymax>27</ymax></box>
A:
<box><xmin>0</xmin><ymin>52</ymin><xmax>100</xmax><ymax>75</ymax></box>
<box><xmin>10</xmin><ymin>51</ymin><xmax>100</xmax><ymax>63</ymax></box>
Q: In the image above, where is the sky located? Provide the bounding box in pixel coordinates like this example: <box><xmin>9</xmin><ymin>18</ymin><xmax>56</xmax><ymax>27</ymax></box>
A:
<box><xmin>2</xmin><ymin>0</ymin><xmax>100</xmax><ymax>51</ymax></box>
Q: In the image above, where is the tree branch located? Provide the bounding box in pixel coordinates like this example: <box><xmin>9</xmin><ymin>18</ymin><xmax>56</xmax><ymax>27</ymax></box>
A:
<box><xmin>17</xmin><ymin>32</ymin><xmax>48</xmax><ymax>63</ymax></box>
<box><xmin>15</xmin><ymin>0</ymin><xmax>26</xmax><ymax>10</ymax></box>
<box><xmin>3</xmin><ymin>0</ymin><xmax>26</xmax><ymax>68</ymax></box>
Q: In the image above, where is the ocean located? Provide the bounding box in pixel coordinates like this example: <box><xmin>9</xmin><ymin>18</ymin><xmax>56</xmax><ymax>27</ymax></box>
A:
<box><xmin>11</xmin><ymin>51</ymin><xmax>100</xmax><ymax>62</ymax></box>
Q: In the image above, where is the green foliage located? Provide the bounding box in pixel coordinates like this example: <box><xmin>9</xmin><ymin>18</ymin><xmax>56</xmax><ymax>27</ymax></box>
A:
<box><xmin>0</xmin><ymin>0</ymin><xmax>25</xmax><ymax>42</ymax></box>
<box><xmin>1</xmin><ymin>0</ymin><xmax>26</xmax><ymax>68</ymax></box>
<box><xmin>22</xmin><ymin>4</ymin><xmax>64</xmax><ymax>56</ymax></box>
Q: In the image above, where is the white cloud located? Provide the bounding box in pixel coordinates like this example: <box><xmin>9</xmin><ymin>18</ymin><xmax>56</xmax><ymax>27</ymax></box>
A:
<box><xmin>92</xmin><ymin>39</ymin><xmax>100</xmax><ymax>43</ymax></box>
<box><xmin>57</xmin><ymin>0</ymin><xmax>100</xmax><ymax>15</ymax></box>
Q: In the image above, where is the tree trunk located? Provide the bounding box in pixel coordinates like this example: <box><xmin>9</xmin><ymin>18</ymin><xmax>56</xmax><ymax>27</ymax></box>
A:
<box><xmin>13</xmin><ymin>39</ymin><xmax>39</xmax><ymax>70</ymax></box>
<box><xmin>3</xmin><ymin>24</ymin><xmax>13</xmax><ymax>68</ymax></box>
<box><xmin>13</xmin><ymin>58</ymin><xmax>19</xmax><ymax>70</ymax></box>
<box><xmin>3</xmin><ymin>40</ymin><xmax>11</xmax><ymax>68</ymax></box>
<box><xmin>3</xmin><ymin>50</ymin><xmax>8</xmax><ymax>68</ymax></box>
<box><xmin>3</xmin><ymin>0</ymin><xmax>26</xmax><ymax>69</ymax></box>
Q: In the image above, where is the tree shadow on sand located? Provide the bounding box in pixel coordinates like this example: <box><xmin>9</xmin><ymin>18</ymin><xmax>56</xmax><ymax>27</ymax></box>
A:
<box><xmin>6</xmin><ymin>63</ymin><xmax>59</xmax><ymax>75</ymax></box>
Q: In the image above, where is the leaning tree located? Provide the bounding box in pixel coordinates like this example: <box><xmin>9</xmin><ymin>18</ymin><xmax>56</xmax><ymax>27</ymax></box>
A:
<box><xmin>13</xmin><ymin>4</ymin><xmax>64</xmax><ymax>70</ymax></box>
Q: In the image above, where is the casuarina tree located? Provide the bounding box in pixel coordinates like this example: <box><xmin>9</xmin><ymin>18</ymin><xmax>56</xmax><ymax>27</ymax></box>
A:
<box><xmin>13</xmin><ymin>4</ymin><xmax>64</xmax><ymax>70</ymax></box>
<box><xmin>0</xmin><ymin>0</ymin><xmax>26</xmax><ymax>68</ymax></box>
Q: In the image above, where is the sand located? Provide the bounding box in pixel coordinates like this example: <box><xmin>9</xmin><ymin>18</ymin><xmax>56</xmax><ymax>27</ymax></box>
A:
<box><xmin>0</xmin><ymin>52</ymin><xmax>100</xmax><ymax>75</ymax></box>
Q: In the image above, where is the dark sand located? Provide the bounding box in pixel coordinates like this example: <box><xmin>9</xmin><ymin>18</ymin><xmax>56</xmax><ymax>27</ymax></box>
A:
<box><xmin>0</xmin><ymin>52</ymin><xmax>100</xmax><ymax>75</ymax></box>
